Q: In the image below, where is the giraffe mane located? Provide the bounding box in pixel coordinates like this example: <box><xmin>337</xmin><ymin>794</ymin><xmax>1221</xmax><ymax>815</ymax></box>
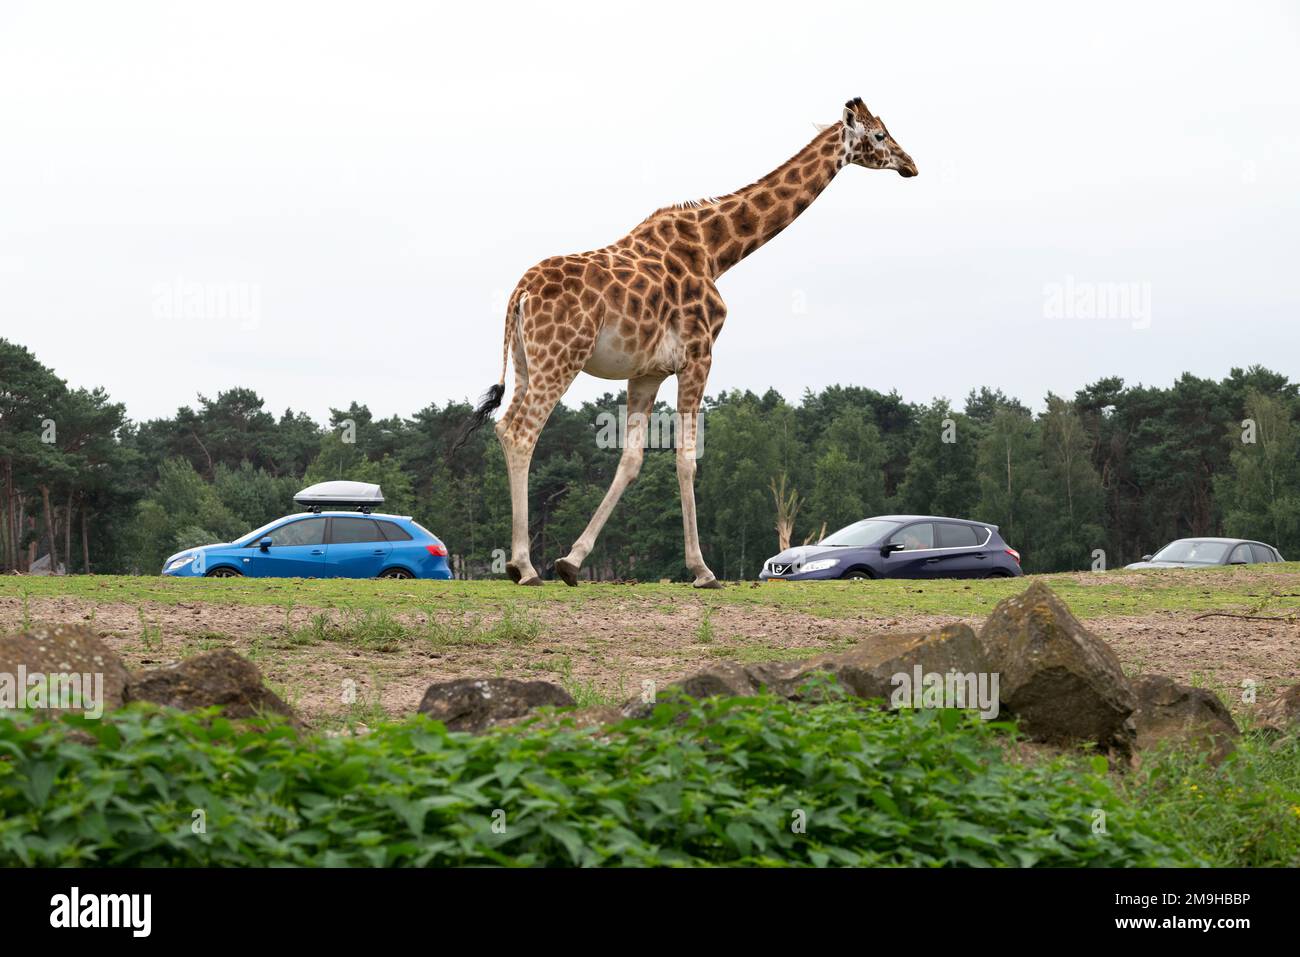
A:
<box><xmin>638</xmin><ymin>193</ymin><xmax>730</xmax><ymax>224</ymax></box>
<box><xmin>640</xmin><ymin>121</ymin><xmax>843</xmax><ymax>224</ymax></box>
<box><xmin>672</xmin><ymin>196</ymin><xmax>724</xmax><ymax>210</ymax></box>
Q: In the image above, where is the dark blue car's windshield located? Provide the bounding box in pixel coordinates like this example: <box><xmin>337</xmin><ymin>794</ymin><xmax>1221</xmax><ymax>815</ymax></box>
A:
<box><xmin>819</xmin><ymin>520</ymin><xmax>901</xmax><ymax>548</ymax></box>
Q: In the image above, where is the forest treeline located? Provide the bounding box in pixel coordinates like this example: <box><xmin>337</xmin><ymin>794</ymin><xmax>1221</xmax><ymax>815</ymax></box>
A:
<box><xmin>2</xmin><ymin>337</ymin><xmax>1297</xmax><ymax>579</ymax></box>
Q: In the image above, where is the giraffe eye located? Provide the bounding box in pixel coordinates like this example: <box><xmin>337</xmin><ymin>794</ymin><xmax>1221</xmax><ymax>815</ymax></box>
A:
<box><xmin>874</xmin><ymin>133</ymin><xmax>886</xmax><ymax>143</ymax></box>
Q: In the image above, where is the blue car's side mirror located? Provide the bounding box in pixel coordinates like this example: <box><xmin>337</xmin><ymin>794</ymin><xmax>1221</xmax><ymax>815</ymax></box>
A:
<box><xmin>259</xmin><ymin>537</ymin><xmax>273</xmax><ymax>551</ymax></box>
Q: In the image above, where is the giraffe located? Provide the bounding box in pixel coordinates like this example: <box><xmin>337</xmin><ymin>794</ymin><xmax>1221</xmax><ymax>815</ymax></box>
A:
<box><xmin>455</xmin><ymin>97</ymin><xmax>917</xmax><ymax>587</ymax></box>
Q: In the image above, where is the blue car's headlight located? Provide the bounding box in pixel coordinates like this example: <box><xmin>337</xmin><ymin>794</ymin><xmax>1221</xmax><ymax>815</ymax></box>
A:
<box><xmin>801</xmin><ymin>558</ymin><xmax>839</xmax><ymax>572</ymax></box>
<box><xmin>165</xmin><ymin>554</ymin><xmax>195</xmax><ymax>572</ymax></box>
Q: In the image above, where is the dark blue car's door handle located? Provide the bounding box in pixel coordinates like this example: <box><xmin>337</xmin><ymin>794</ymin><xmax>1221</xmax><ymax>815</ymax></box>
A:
<box><xmin>924</xmin><ymin>558</ymin><xmax>940</xmax><ymax>564</ymax></box>
<box><xmin>975</xmin><ymin>553</ymin><xmax>987</xmax><ymax>560</ymax></box>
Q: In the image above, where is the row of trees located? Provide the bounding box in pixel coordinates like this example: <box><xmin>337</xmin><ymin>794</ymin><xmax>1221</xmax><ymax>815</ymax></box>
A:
<box><xmin>2</xmin><ymin>337</ymin><xmax>1296</xmax><ymax>578</ymax></box>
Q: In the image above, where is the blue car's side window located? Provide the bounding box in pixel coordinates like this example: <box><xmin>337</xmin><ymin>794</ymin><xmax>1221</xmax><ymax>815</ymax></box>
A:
<box><xmin>377</xmin><ymin>521</ymin><xmax>412</xmax><ymax>542</ymax></box>
<box><xmin>329</xmin><ymin>517</ymin><xmax>384</xmax><ymax>544</ymax></box>
<box><xmin>267</xmin><ymin>518</ymin><xmax>326</xmax><ymax>547</ymax></box>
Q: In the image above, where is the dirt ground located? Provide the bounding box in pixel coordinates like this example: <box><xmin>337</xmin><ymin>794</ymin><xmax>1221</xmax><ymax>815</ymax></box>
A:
<box><xmin>2</xmin><ymin>591</ymin><xmax>1296</xmax><ymax>728</ymax></box>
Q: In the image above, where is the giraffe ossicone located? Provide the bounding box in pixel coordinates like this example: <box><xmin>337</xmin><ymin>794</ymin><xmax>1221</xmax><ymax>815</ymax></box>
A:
<box><xmin>455</xmin><ymin>97</ymin><xmax>918</xmax><ymax>587</ymax></box>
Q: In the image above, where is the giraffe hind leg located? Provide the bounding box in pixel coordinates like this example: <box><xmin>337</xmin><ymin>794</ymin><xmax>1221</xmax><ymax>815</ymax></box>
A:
<box><xmin>497</xmin><ymin>352</ymin><xmax>588</xmax><ymax>586</ymax></box>
<box><xmin>496</xmin><ymin>301</ymin><xmax>540</xmax><ymax>584</ymax></box>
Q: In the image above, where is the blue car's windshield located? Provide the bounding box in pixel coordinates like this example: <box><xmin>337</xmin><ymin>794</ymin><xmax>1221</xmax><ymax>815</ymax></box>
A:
<box><xmin>234</xmin><ymin>518</ymin><xmax>289</xmax><ymax>547</ymax></box>
<box><xmin>1151</xmin><ymin>540</ymin><xmax>1230</xmax><ymax>564</ymax></box>
<box><xmin>819</xmin><ymin>519</ymin><xmax>902</xmax><ymax>548</ymax></box>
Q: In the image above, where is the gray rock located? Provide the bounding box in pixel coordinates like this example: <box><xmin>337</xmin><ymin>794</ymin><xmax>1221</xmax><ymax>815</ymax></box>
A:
<box><xmin>1132</xmin><ymin>674</ymin><xmax>1239</xmax><ymax>764</ymax></box>
<box><xmin>752</xmin><ymin>623</ymin><xmax>991</xmax><ymax>704</ymax></box>
<box><xmin>617</xmin><ymin>661</ymin><xmax>768</xmax><ymax>719</ymax></box>
<box><xmin>126</xmin><ymin>649</ymin><xmax>296</xmax><ymax>722</ymax></box>
<box><xmin>978</xmin><ymin>581</ymin><xmax>1137</xmax><ymax>754</ymax></box>
<box><xmin>416</xmin><ymin>677</ymin><xmax>574</xmax><ymax>732</ymax></box>
<box><xmin>1256</xmin><ymin>684</ymin><xmax>1300</xmax><ymax>736</ymax></box>
<box><xmin>0</xmin><ymin>623</ymin><xmax>129</xmax><ymax>717</ymax></box>
<box><xmin>671</xmin><ymin>661</ymin><xmax>763</xmax><ymax>699</ymax></box>
<box><xmin>649</xmin><ymin>623</ymin><xmax>992</xmax><ymax>715</ymax></box>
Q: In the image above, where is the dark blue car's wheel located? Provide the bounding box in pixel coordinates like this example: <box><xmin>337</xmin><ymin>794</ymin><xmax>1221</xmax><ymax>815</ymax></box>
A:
<box><xmin>205</xmin><ymin>567</ymin><xmax>242</xmax><ymax>578</ymax></box>
<box><xmin>379</xmin><ymin>567</ymin><xmax>413</xmax><ymax>579</ymax></box>
<box><xmin>841</xmin><ymin>569</ymin><xmax>873</xmax><ymax>580</ymax></box>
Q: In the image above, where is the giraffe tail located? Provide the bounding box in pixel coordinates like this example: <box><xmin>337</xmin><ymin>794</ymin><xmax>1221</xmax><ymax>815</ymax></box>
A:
<box><xmin>449</xmin><ymin>289</ymin><xmax>522</xmax><ymax>455</ymax></box>
<box><xmin>449</xmin><ymin>382</ymin><xmax>505</xmax><ymax>455</ymax></box>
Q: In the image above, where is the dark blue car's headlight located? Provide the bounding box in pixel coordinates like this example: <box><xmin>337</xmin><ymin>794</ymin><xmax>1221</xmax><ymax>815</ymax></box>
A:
<box><xmin>800</xmin><ymin>558</ymin><xmax>839</xmax><ymax>573</ymax></box>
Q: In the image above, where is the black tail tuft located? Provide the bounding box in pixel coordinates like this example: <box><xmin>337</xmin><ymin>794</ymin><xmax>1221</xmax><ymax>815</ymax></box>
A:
<box><xmin>450</xmin><ymin>383</ymin><xmax>506</xmax><ymax>455</ymax></box>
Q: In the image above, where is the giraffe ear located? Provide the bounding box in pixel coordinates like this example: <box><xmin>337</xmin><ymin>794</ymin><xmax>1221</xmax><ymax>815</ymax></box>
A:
<box><xmin>844</xmin><ymin>96</ymin><xmax>875</xmax><ymax>132</ymax></box>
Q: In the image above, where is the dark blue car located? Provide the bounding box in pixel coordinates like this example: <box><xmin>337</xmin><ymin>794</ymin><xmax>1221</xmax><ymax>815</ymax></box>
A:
<box><xmin>759</xmin><ymin>515</ymin><xmax>1022</xmax><ymax>581</ymax></box>
<box><xmin>160</xmin><ymin>481</ymin><xmax>453</xmax><ymax>580</ymax></box>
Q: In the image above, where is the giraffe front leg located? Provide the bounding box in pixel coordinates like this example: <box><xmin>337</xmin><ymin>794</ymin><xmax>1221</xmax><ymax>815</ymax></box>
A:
<box><xmin>554</xmin><ymin>375</ymin><xmax>663</xmax><ymax>586</ymax></box>
<box><xmin>675</xmin><ymin>368</ymin><xmax>720</xmax><ymax>589</ymax></box>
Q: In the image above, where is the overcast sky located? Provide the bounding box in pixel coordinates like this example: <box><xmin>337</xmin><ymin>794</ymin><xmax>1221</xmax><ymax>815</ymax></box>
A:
<box><xmin>2</xmin><ymin>0</ymin><xmax>1298</xmax><ymax>426</ymax></box>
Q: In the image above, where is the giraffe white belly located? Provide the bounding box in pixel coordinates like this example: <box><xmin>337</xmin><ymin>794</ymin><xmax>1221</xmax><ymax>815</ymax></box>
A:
<box><xmin>583</xmin><ymin>322</ymin><xmax>682</xmax><ymax>379</ymax></box>
<box><xmin>582</xmin><ymin>325</ymin><xmax>638</xmax><ymax>379</ymax></box>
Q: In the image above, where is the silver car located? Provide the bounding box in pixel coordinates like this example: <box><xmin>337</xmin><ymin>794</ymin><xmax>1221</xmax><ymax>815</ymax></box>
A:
<box><xmin>1124</xmin><ymin>537</ymin><xmax>1284</xmax><ymax>569</ymax></box>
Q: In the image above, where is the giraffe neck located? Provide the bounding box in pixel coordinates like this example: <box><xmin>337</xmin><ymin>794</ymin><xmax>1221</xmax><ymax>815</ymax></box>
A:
<box><xmin>700</xmin><ymin>124</ymin><xmax>846</xmax><ymax>278</ymax></box>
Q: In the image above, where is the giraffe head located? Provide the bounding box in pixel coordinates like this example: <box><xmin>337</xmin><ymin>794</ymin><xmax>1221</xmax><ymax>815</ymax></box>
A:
<box><xmin>841</xmin><ymin>97</ymin><xmax>917</xmax><ymax>177</ymax></box>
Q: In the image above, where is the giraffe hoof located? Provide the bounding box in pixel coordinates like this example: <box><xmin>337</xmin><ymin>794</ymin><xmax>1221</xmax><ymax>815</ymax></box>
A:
<box><xmin>505</xmin><ymin>562</ymin><xmax>522</xmax><ymax>584</ymax></box>
<box><xmin>553</xmin><ymin>558</ymin><xmax>580</xmax><ymax>587</ymax></box>
<box><xmin>517</xmin><ymin>575</ymin><xmax>543</xmax><ymax>586</ymax></box>
<box><xmin>692</xmin><ymin>575</ymin><xmax>723</xmax><ymax>589</ymax></box>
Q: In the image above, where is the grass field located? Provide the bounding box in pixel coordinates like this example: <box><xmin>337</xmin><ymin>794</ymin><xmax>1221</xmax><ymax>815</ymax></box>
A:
<box><xmin>2</xmin><ymin>565</ymin><xmax>1298</xmax><ymax>726</ymax></box>
<box><xmin>6</xmin><ymin>562</ymin><xmax>1300</xmax><ymax>618</ymax></box>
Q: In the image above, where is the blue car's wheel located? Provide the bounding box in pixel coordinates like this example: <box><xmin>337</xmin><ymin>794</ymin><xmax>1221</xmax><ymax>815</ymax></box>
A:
<box><xmin>205</xmin><ymin>566</ymin><xmax>242</xmax><ymax>578</ymax></box>
<box><xmin>379</xmin><ymin>567</ymin><xmax>413</xmax><ymax>579</ymax></box>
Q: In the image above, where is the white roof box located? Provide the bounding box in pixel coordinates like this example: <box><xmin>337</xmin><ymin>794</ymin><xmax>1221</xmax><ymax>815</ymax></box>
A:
<box><xmin>293</xmin><ymin>481</ymin><xmax>385</xmax><ymax>513</ymax></box>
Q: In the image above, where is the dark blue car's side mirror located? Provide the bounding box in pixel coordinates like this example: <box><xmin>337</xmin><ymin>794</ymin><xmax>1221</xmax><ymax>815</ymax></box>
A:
<box><xmin>882</xmin><ymin>542</ymin><xmax>905</xmax><ymax>556</ymax></box>
<box><xmin>259</xmin><ymin>537</ymin><xmax>273</xmax><ymax>551</ymax></box>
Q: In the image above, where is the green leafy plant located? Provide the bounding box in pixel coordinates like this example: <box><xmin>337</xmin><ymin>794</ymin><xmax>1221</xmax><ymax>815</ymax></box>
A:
<box><xmin>0</xmin><ymin>689</ymin><xmax>1199</xmax><ymax>868</ymax></box>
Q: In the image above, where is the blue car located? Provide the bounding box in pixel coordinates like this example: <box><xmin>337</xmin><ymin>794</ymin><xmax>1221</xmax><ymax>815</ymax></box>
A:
<box><xmin>759</xmin><ymin>515</ymin><xmax>1023</xmax><ymax>581</ymax></box>
<box><xmin>161</xmin><ymin>482</ymin><xmax>453</xmax><ymax>580</ymax></box>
